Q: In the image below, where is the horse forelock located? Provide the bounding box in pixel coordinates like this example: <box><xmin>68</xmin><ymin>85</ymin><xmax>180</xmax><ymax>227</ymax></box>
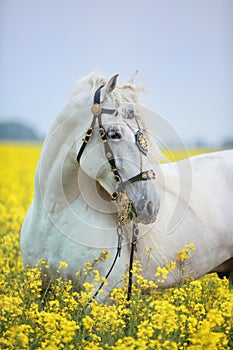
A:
<box><xmin>68</xmin><ymin>72</ymin><xmax>143</xmax><ymax>109</ymax></box>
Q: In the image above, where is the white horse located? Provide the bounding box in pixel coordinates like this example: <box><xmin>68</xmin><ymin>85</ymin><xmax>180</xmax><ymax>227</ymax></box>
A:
<box><xmin>20</xmin><ymin>72</ymin><xmax>233</xmax><ymax>296</ymax></box>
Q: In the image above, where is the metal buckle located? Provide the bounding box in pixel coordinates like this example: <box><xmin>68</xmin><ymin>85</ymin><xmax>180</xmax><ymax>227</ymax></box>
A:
<box><xmin>114</xmin><ymin>175</ymin><xmax>121</xmax><ymax>184</ymax></box>
<box><xmin>99</xmin><ymin>127</ymin><xmax>105</xmax><ymax>138</ymax></box>
<box><xmin>86</xmin><ymin>128</ymin><xmax>93</xmax><ymax>137</ymax></box>
<box><xmin>111</xmin><ymin>191</ymin><xmax>118</xmax><ymax>200</ymax></box>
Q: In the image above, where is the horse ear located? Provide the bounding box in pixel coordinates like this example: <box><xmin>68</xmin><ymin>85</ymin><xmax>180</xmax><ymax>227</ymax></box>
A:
<box><xmin>128</xmin><ymin>70</ymin><xmax>138</xmax><ymax>84</ymax></box>
<box><xmin>101</xmin><ymin>74</ymin><xmax>119</xmax><ymax>101</ymax></box>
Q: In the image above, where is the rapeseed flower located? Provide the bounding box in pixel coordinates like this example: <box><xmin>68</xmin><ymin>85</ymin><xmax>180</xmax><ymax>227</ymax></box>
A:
<box><xmin>0</xmin><ymin>144</ymin><xmax>232</xmax><ymax>349</ymax></box>
<box><xmin>59</xmin><ymin>261</ymin><xmax>69</xmax><ymax>269</ymax></box>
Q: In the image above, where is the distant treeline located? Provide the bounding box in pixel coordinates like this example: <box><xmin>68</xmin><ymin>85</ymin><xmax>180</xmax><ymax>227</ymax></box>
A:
<box><xmin>222</xmin><ymin>139</ymin><xmax>233</xmax><ymax>149</ymax></box>
<box><xmin>0</xmin><ymin>121</ymin><xmax>232</xmax><ymax>148</ymax></box>
<box><xmin>0</xmin><ymin>122</ymin><xmax>41</xmax><ymax>141</ymax></box>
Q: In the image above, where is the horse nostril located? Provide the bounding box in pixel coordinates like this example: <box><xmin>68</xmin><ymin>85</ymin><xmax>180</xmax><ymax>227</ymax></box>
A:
<box><xmin>147</xmin><ymin>201</ymin><xmax>153</xmax><ymax>215</ymax></box>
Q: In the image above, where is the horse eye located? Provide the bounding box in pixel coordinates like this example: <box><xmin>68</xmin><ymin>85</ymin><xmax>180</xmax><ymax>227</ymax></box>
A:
<box><xmin>106</xmin><ymin>128</ymin><xmax>122</xmax><ymax>140</ymax></box>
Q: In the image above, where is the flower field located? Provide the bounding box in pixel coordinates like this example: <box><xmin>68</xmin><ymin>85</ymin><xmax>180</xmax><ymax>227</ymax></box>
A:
<box><xmin>0</xmin><ymin>143</ymin><xmax>232</xmax><ymax>349</ymax></box>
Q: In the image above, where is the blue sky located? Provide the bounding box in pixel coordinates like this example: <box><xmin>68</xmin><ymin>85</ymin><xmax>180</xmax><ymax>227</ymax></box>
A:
<box><xmin>1</xmin><ymin>0</ymin><xmax>232</xmax><ymax>145</ymax></box>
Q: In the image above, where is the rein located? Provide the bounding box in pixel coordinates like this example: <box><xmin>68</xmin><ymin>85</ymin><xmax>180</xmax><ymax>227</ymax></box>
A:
<box><xmin>77</xmin><ymin>85</ymin><xmax>155</xmax><ymax>305</ymax></box>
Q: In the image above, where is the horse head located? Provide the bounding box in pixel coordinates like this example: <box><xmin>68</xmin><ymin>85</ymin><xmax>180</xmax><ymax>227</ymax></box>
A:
<box><xmin>76</xmin><ymin>74</ymin><xmax>160</xmax><ymax>225</ymax></box>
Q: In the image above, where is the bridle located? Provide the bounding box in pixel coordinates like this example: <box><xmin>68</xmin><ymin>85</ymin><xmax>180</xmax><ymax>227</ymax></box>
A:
<box><xmin>77</xmin><ymin>84</ymin><xmax>156</xmax><ymax>305</ymax></box>
<box><xmin>77</xmin><ymin>85</ymin><xmax>155</xmax><ymax>205</ymax></box>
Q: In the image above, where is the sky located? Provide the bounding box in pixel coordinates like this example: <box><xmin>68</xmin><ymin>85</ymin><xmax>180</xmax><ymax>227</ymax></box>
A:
<box><xmin>1</xmin><ymin>0</ymin><xmax>233</xmax><ymax>146</ymax></box>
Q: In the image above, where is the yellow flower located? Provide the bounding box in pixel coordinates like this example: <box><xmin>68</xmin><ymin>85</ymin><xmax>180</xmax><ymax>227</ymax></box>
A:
<box><xmin>84</xmin><ymin>261</ymin><xmax>93</xmax><ymax>270</ymax></box>
<box><xmin>82</xmin><ymin>315</ymin><xmax>94</xmax><ymax>330</ymax></box>
<box><xmin>0</xmin><ymin>145</ymin><xmax>233</xmax><ymax>350</ymax></box>
<box><xmin>83</xmin><ymin>282</ymin><xmax>95</xmax><ymax>292</ymax></box>
<box><xmin>154</xmin><ymin>260</ymin><xmax>176</xmax><ymax>282</ymax></box>
<box><xmin>176</xmin><ymin>243</ymin><xmax>196</xmax><ymax>262</ymax></box>
<box><xmin>59</xmin><ymin>261</ymin><xmax>68</xmax><ymax>269</ymax></box>
<box><xmin>146</xmin><ymin>247</ymin><xmax>152</xmax><ymax>253</ymax></box>
<box><xmin>38</xmin><ymin>259</ymin><xmax>47</xmax><ymax>265</ymax></box>
<box><xmin>100</xmin><ymin>250</ymin><xmax>110</xmax><ymax>261</ymax></box>
<box><xmin>7</xmin><ymin>324</ymin><xmax>33</xmax><ymax>348</ymax></box>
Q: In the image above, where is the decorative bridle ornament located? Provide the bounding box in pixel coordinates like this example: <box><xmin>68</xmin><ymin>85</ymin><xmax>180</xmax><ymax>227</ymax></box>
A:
<box><xmin>77</xmin><ymin>85</ymin><xmax>156</xmax><ymax>305</ymax></box>
<box><xmin>135</xmin><ymin>130</ymin><xmax>148</xmax><ymax>156</ymax></box>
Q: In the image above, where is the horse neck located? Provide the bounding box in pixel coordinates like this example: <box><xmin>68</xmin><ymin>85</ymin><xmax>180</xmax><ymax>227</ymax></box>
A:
<box><xmin>35</xmin><ymin>111</ymin><xmax>85</xmax><ymax>210</ymax></box>
<box><xmin>36</xmin><ymin>125</ymin><xmax>116</xmax><ymax>221</ymax></box>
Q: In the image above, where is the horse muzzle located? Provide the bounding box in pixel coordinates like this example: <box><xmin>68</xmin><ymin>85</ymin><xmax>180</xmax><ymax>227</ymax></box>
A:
<box><xmin>115</xmin><ymin>176</ymin><xmax>160</xmax><ymax>225</ymax></box>
<box><xmin>134</xmin><ymin>194</ymin><xmax>160</xmax><ymax>225</ymax></box>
